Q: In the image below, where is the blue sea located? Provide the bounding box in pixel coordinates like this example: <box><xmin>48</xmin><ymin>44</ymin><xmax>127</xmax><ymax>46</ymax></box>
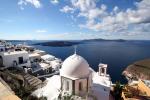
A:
<box><xmin>12</xmin><ymin>40</ymin><xmax>150</xmax><ymax>84</ymax></box>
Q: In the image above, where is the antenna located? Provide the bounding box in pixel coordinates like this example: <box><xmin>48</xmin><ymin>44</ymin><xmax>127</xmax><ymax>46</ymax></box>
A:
<box><xmin>74</xmin><ymin>45</ymin><xmax>77</xmax><ymax>54</ymax></box>
<box><xmin>99</xmin><ymin>58</ymin><xmax>102</xmax><ymax>66</ymax></box>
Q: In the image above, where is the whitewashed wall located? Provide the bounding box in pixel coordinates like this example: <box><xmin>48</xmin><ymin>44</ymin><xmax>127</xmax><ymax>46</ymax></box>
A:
<box><xmin>61</xmin><ymin>77</ymin><xmax>73</xmax><ymax>95</ymax></box>
<box><xmin>0</xmin><ymin>51</ymin><xmax>30</xmax><ymax>67</ymax></box>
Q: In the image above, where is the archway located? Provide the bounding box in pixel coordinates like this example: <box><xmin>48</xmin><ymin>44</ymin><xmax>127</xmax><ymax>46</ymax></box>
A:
<box><xmin>101</xmin><ymin>68</ymin><xmax>105</xmax><ymax>74</ymax></box>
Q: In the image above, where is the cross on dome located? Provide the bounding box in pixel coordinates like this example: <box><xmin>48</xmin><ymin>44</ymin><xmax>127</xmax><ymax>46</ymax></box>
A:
<box><xmin>74</xmin><ymin>45</ymin><xmax>77</xmax><ymax>54</ymax></box>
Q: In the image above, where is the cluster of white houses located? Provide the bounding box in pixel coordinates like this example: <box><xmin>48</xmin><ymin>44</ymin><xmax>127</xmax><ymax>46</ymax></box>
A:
<box><xmin>0</xmin><ymin>40</ymin><xmax>112</xmax><ymax>100</ymax></box>
<box><xmin>0</xmin><ymin>40</ymin><xmax>61</xmax><ymax>77</ymax></box>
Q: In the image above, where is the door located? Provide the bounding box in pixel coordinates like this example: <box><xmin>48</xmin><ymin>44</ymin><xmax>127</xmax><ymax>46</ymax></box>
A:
<box><xmin>18</xmin><ymin>57</ymin><xmax>23</xmax><ymax>64</ymax></box>
<box><xmin>0</xmin><ymin>56</ymin><xmax>3</xmax><ymax>66</ymax></box>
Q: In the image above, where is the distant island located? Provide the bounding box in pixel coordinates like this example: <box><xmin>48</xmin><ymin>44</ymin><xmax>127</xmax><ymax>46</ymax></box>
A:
<box><xmin>34</xmin><ymin>41</ymin><xmax>81</xmax><ymax>47</ymax></box>
<box><xmin>82</xmin><ymin>38</ymin><xmax>126</xmax><ymax>42</ymax></box>
<box><xmin>34</xmin><ymin>38</ymin><xmax>126</xmax><ymax>47</ymax></box>
<box><xmin>123</xmin><ymin>59</ymin><xmax>150</xmax><ymax>80</ymax></box>
<box><xmin>6</xmin><ymin>40</ymin><xmax>31</xmax><ymax>42</ymax></box>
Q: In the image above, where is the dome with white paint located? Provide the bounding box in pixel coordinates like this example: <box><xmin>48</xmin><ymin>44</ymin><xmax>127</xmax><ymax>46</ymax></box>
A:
<box><xmin>60</xmin><ymin>54</ymin><xmax>90</xmax><ymax>79</ymax></box>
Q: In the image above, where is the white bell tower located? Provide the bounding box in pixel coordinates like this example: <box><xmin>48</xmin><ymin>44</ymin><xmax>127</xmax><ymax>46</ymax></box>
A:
<box><xmin>98</xmin><ymin>63</ymin><xmax>108</xmax><ymax>76</ymax></box>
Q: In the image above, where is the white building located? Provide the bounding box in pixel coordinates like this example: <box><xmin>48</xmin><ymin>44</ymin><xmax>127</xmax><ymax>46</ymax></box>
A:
<box><xmin>33</xmin><ymin>53</ymin><xmax>112</xmax><ymax>100</ymax></box>
<box><xmin>41</xmin><ymin>54</ymin><xmax>61</xmax><ymax>71</ymax></box>
<box><xmin>31</xmin><ymin>62</ymin><xmax>52</xmax><ymax>74</ymax></box>
<box><xmin>34</xmin><ymin>50</ymin><xmax>46</xmax><ymax>56</ymax></box>
<box><xmin>0</xmin><ymin>51</ymin><xmax>31</xmax><ymax>68</ymax></box>
<box><xmin>60</xmin><ymin>54</ymin><xmax>93</xmax><ymax>97</ymax></box>
<box><xmin>41</xmin><ymin>54</ymin><xmax>55</xmax><ymax>61</ymax></box>
<box><xmin>29</xmin><ymin>53</ymin><xmax>41</xmax><ymax>62</ymax></box>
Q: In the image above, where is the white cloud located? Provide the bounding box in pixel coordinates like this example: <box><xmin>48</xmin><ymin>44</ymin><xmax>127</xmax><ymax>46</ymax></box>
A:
<box><xmin>36</xmin><ymin>29</ymin><xmax>47</xmax><ymax>33</ymax></box>
<box><xmin>71</xmin><ymin>0</ymin><xmax>96</xmax><ymax>12</ymax></box>
<box><xmin>50</xmin><ymin>0</ymin><xmax>59</xmax><ymax>4</ymax></box>
<box><xmin>70</xmin><ymin>0</ymin><xmax>107</xmax><ymax>19</ymax></box>
<box><xmin>0</xmin><ymin>19</ymin><xmax>14</xmax><ymax>23</ymax></box>
<box><xmin>112</xmin><ymin>0</ymin><xmax>150</xmax><ymax>24</ymax></box>
<box><xmin>113</xmin><ymin>6</ymin><xmax>119</xmax><ymax>14</ymax></box>
<box><xmin>18</xmin><ymin>0</ymin><xmax>41</xmax><ymax>9</ymax></box>
<box><xmin>70</xmin><ymin>15</ymin><xmax>77</xmax><ymax>22</ymax></box>
<box><xmin>60</xmin><ymin>0</ymin><xmax>150</xmax><ymax>37</ymax></box>
<box><xmin>16</xmin><ymin>0</ymin><xmax>150</xmax><ymax>39</ymax></box>
<box><xmin>60</xmin><ymin>6</ymin><xmax>74</xmax><ymax>13</ymax></box>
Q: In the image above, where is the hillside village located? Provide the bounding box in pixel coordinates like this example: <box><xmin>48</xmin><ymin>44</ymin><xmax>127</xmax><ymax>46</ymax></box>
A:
<box><xmin>0</xmin><ymin>40</ymin><xmax>150</xmax><ymax>100</ymax></box>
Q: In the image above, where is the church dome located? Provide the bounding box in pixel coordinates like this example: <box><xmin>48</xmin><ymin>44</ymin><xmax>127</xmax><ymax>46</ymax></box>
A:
<box><xmin>60</xmin><ymin>54</ymin><xmax>90</xmax><ymax>79</ymax></box>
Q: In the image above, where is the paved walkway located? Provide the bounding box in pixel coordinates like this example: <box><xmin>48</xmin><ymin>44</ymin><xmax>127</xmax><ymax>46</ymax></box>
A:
<box><xmin>0</xmin><ymin>78</ymin><xmax>21</xmax><ymax>100</ymax></box>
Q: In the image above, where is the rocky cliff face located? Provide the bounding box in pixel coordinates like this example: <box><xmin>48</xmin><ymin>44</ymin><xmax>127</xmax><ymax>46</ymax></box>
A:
<box><xmin>123</xmin><ymin>59</ymin><xmax>150</xmax><ymax>81</ymax></box>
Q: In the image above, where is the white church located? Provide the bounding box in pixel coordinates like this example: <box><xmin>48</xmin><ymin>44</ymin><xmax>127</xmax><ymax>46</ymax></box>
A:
<box><xmin>33</xmin><ymin>52</ymin><xmax>112</xmax><ymax>100</ymax></box>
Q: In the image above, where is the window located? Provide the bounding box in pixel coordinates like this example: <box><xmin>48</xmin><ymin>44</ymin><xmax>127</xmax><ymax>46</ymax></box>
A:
<box><xmin>104</xmin><ymin>88</ymin><xmax>106</xmax><ymax>91</ymax></box>
<box><xmin>0</xmin><ymin>48</ymin><xmax>3</xmax><ymax>52</ymax></box>
<box><xmin>46</xmin><ymin>69</ymin><xmax>49</xmax><ymax>73</ymax></box>
<box><xmin>79</xmin><ymin>82</ymin><xmax>82</xmax><ymax>91</ymax></box>
<box><xmin>18</xmin><ymin>57</ymin><xmax>23</xmax><ymax>64</ymax></box>
<box><xmin>66</xmin><ymin>81</ymin><xmax>69</xmax><ymax>91</ymax></box>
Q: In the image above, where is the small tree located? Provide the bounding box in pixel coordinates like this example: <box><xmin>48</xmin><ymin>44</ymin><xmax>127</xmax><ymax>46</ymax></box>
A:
<box><xmin>113</xmin><ymin>81</ymin><xmax>123</xmax><ymax>100</ymax></box>
<box><xmin>27</xmin><ymin>95</ymin><xmax>47</xmax><ymax>100</ymax></box>
<box><xmin>62</xmin><ymin>93</ymin><xmax>73</xmax><ymax>100</ymax></box>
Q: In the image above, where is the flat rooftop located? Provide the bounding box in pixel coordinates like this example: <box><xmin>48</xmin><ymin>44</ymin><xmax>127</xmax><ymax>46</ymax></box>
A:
<box><xmin>29</xmin><ymin>53</ymin><xmax>41</xmax><ymax>58</ymax></box>
<box><xmin>3</xmin><ymin>50</ymin><xmax>28</xmax><ymax>56</ymax></box>
<box><xmin>32</xmin><ymin>62</ymin><xmax>51</xmax><ymax>73</ymax></box>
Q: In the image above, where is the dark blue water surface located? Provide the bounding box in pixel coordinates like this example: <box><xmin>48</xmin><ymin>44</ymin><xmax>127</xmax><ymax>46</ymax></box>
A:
<box><xmin>12</xmin><ymin>40</ymin><xmax>150</xmax><ymax>83</ymax></box>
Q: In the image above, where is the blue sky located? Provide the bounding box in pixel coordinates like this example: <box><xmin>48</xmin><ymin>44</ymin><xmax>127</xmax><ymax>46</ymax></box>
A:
<box><xmin>0</xmin><ymin>0</ymin><xmax>150</xmax><ymax>40</ymax></box>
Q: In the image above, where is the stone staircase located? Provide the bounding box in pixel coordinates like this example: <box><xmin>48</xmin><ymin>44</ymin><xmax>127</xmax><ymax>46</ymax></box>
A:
<box><xmin>23</xmin><ymin>74</ymin><xmax>42</xmax><ymax>89</ymax></box>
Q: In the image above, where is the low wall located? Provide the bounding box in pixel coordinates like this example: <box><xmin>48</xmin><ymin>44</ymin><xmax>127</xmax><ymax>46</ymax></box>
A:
<box><xmin>137</xmin><ymin>80</ymin><xmax>150</xmax><ymax>96</ymax></box>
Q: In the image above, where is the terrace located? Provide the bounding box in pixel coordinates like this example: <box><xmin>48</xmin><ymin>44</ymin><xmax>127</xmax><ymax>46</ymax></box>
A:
<box><xmin>122</xmin><ymin>80</ymin><xmax>150</xmax><ymax>100</ymax></box>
